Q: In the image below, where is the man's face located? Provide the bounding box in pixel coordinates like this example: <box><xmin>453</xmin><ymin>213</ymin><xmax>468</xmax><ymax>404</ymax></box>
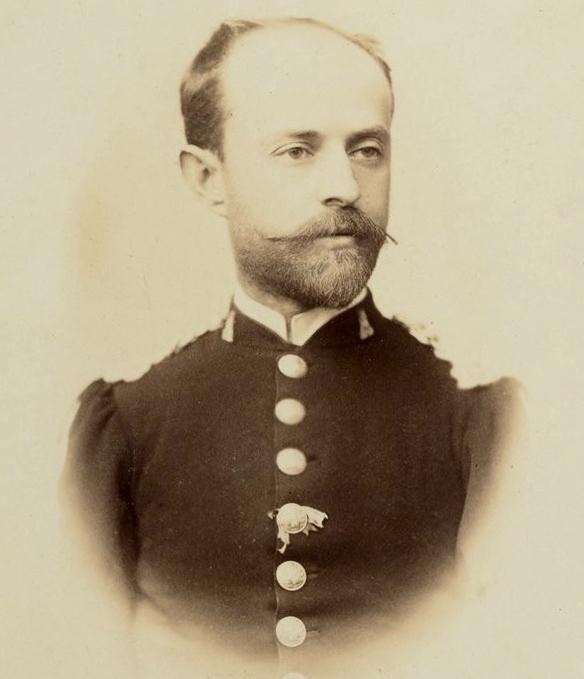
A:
<box><xmin>219</xmin><ymin>25</ymin><xmax>393</xmax><ymax>309</ymax></box>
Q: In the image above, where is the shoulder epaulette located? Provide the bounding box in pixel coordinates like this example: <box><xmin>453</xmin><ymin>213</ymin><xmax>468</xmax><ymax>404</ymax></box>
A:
<box><xmin>164</xmin><ymin>313</ymin><xmax>227</xmax><ymax>360</ymax></box>
<box><xmin>392</xmin><ymin>315</ymin><xmax>439</xmax><ymax>348</ymax></box>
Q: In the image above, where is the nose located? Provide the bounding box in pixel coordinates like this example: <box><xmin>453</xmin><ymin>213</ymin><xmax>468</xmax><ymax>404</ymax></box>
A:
<box><xmin>317</xmin><ymin>148</ymin><xmax>361</xmax><ymax>207</ymax></box>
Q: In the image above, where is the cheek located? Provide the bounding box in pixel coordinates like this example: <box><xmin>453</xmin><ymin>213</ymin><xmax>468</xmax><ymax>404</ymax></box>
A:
<box><xmin>357</xmin><ymin>169</ymin><xmax>390</xmax><ymax>212</ymax></box>
<box><xmin>223</xmin><ymin>162</ymin><xmax>312</xmax><ymax>236</ymax></box>
<box><xmin>222</xmin><ymin>166</ymin><xmax>264</xmax><ymax>224</ymax></box>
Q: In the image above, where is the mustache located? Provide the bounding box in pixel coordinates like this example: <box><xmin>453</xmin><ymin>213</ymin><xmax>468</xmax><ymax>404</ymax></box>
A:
<box><xmin>267</xmin><ymin>207</ymin><xmax>398</xmax><ymax>246</ymax></box>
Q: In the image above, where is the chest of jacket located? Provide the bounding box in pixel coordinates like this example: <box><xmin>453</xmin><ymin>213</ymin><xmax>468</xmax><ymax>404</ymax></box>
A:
<box><xmin>116</xmin><ymin>331</ymin><xmax>465</xmax><ymax>653</ymax></box>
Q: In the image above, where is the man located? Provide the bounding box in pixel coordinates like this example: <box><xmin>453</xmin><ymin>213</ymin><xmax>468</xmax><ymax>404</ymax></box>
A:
<box><xmin>63</xmin><ymin>16</ymin><xmax>520</xmax><ymax>679</ymax></box>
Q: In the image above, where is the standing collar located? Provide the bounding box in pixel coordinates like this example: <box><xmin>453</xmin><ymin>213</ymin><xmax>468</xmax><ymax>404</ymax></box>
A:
<box><xmin>232</xmin><ymin>286</ymin><xmax>368</xmax><ymax>347</ymax></box>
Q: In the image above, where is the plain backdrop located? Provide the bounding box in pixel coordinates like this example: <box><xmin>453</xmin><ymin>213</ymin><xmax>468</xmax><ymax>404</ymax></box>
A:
<box><xmin>1</xmin><ymin>1</ymin><xmax>583</xmax><ymax>677</ymax></box>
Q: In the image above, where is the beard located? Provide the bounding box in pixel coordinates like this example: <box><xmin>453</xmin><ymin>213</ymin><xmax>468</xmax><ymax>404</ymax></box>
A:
<box><xmin>232</xmin><ymin>207</ymin><xmax>388</xmax><ymax>309</ymax></box>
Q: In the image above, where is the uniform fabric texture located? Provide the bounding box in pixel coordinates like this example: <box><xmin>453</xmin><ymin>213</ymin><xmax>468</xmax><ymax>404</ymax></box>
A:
<box><xmin>62</xmin><ymin>292</ymin><xmax>520</xmax><ymax>674</ymax></box>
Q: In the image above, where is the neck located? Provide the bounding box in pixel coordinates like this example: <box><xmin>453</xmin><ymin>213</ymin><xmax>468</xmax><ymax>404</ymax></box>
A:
<box><xmin>236</xmin><ymin>273</ymin><xmax>310</xmax><ymax>321</ymax></box>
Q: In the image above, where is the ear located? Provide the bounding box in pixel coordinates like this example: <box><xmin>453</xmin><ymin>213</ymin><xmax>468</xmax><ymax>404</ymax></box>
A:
<box><xmin>179</xmin><ymin>145</ymin><xmax>227</xmax><ymax>217</ymax></box>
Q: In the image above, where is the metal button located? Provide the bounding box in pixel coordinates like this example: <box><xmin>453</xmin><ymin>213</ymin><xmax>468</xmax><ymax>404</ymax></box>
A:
<box><xmin>275</xmin><ymin>399</ymin><xmax>306</xmax><ymax>425</ymax></box>
<box><xmin>276</xmin><ymin>448</ymin><xmax>307</xmax><ymax>476</ymax></box>
<box><xmin>275</xmin><ymin>616</ymin><xmax>307</xmax><ymax>648</ymax></box>
<box><xmin>276</xmin><ymin>561</ymin><xmax>307</xmax><ymax>591</ymax></box>
<box><xmin>277</xmin><ymin>503</ymin><xmax>308</xmax><ymax>534</ymax></box>
<box><xmin>278</xmin><ymin>354</ymin><xmax>308</xmax><ymax>379</ymax></box>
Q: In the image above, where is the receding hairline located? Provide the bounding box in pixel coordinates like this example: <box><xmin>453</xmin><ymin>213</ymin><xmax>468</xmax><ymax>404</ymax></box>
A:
<box><xmin>221</xmin><ymin>16</ymin><xmax>392</xmax><ymax>84</ymax></box>
<box><xmin>180</xmin><ymin>16</ymin><xmax>393</xmax><ymax>155</ymax></box>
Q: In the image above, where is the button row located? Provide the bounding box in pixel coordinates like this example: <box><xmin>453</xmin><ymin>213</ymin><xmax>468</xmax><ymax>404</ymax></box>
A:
<box><xmin>275</xmin><ymin>356</ymin><xmax>309</xmax><ymax>658</ymax></box>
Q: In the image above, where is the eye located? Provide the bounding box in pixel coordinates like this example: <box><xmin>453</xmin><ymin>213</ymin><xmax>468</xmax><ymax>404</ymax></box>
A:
<box><xmin>287</xmin><ymin>147</ymin><xmax>308</xmax><ymax>159</ymax></box>
<box><xmin>275</xmin><ymin>145</ymin><xmax>313</xmax><ymax>161</ymax></box>
<box><xmin>350</xmin><ymin>145</ymin><xmax>384</xmax><ymax>161</ymax></box>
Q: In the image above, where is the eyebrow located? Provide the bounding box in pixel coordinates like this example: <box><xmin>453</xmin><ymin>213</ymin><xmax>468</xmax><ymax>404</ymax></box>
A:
<box><xmin>346</xmin><ymin>126</ymin><xmax>390</xmax><ymax>147</ymax></box>
<box><xmin>268</xmin><ymin>130</ymin><xmax>322</xmax><ymax>145</ymax></box>
<box><xmin>268</xmin><ymin>125</ymin><xmax>390</xmax><ymax>147</ymax></box>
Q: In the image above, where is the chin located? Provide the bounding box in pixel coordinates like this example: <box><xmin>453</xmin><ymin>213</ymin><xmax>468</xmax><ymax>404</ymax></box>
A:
<box><xmin>238</xmin><ymin>239</ymin><xmax>381</xmax><ymax>309</ymax></box>
<box><xmin>292</xmin><ymin>250</ymin><xmax>377</xmax><ymax>308</ymax></box>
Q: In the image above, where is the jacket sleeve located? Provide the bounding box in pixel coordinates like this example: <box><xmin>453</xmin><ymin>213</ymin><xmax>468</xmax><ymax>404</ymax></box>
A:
<box><xmin>60</xmin><ymin>379</ymin><xmax>139</xmax><ymax>602</ymax></box>
<box><xmin>455</xmin><ymin>376</ymin><xmax>526</xmax><ymax>544</ymax></box>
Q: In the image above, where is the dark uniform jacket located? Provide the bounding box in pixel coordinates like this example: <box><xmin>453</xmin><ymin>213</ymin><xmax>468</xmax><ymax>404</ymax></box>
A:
<box><xmin>63</xmin><ymin>292</ymin><xmax>519</xmax><ymax>677</ymax></box>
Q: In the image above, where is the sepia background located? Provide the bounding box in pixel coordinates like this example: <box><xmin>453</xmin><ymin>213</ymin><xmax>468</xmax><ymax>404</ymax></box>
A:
<box><xmin>1</xmin><ymin>0</ymin><xmax>583</xmax><ymax>676</ymax></box>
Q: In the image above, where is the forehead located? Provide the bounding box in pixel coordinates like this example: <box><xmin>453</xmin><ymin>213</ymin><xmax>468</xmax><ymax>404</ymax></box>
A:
<box><xmin>221</xmin><ymin>25</ymin><xmax>393</xmax><ymax>141</ymax></box>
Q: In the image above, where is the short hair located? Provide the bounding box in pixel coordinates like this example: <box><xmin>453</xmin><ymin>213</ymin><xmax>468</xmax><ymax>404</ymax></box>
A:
<box><xmin>179</xmin><ymin>17</ymin><xmax>393</xmax><ymax>158</ymax></box>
